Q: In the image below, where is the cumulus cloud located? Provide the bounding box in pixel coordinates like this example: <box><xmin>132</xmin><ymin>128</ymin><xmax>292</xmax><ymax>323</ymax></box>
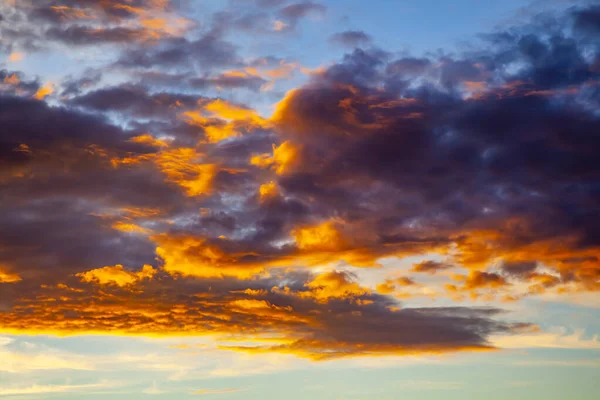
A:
<box><xmin>0</xmin><ymin>1</ymin><xmax>598</xmax><ymax>363</ymax></box>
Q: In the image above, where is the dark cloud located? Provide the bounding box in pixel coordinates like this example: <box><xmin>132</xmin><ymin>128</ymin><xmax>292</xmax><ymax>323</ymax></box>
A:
<box><xmin>463</xmin><ymin>271</ymin><xmax>508</xmax><ymax>290</ymax></box>
<box><xmin>277</xmin><ymin>1</ymin><xmax>326</xmax><ymax>30</ymax></box>
<box><xmin>279</xmin><ymin>1</ymin><xmax>326</xmax><ymax>20</ymax></box>
<box><xmin>572</xmin><ymin>5</ymin><xmax>600</xmax><ymax>36</ymax></box>
<box><xmin>189</xmin><ymin>73</ymin><xmax>267</xmax><ymax>91</ymax></box>
<box><xmin>0</xmin><ymin>0</ymin><xmax>190</xmax><ymax>52</ymax></box>
<box><xmin>117</xmin><ymin>34</ymin><xmax>241</xmax><ymax>70</ymax></box>
<box><xmin>0</xmin><ymin>69</ymin><xmax>40</xmax><ymax>95</ymax></box>
<box><xmin>256</xmin><ymin>0</ymin><xmax>289</xmax><ymax>7</ymax></box>
<box><xmin>329</xmin><ymin>30</ymin><xmax>372</xmax><ymax>47</ymax></box>
<box><xmin>59</xmin><ymin>68</ymin><xmax>103</xmax><ymax>97</ymax></box>
<box><xmin>0</xmin><ymin>266</ymin><xmax>512</xmax><ymax>359</ymax></box>
<box><xmin>263</xmin><ymin>5</ymin><xmax>600</xmax><ymax>291</ymax></box>
<box><xmin>499</xmin><ymin>261</ymin><xmax>538</xmax><ymax>278</ymax></box>
<box><xmin>412</xmin><ymin>260</ymin><xmax>453</xmax><ymax>275</ymax></box>
<box><xmin>0</xmin><ymin>199</ymin><xmax>156</xmax><ymax>281</ymax></box>
<box><xmin>46</xmin><ymin>25</ymin><xmax>154</xmax><ymax>46</ymax></box>
<box><xmin>69</xmin><ymin>84</ymin><xmax>200</xmax><ymax>118</ymax></box>
<box><xmin>0</xmin><ymin>2</ymin><xmax>599</xmax><ymax>360</ymax></box>
<box><xmin>0</xmin><ymin>94</ymin><xmax>133</xmax><ymax>150</ymax></box>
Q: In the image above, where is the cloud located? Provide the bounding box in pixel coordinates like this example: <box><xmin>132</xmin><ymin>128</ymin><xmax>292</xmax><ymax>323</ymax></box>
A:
<box><xmin>0</xmin><ymin>337</ymin><xmax>94</xmax><ymax>373</ymax></box>
<box><xmin>515</xmin><ymin>359</ymin><xmax>600</xmax><ymax>368</ymax></box>
<box><xmin>499</xmin><ymin>261</ymin><xmax>538</xmax><ymax>278</ymax></box>
<box><xmin>0</xmin><ymin>267</ymin><xmax>21</xmax><ymax>283</ymax></box>
<box><xmin>116</xmin><ymin>33</ymin><xmax>241</xmax><ymax>71</ymax></box>
<box><xmin>329</xmin><ymin>30</ymin><xmax>372</xmax><ymax>47</ymax></box>
<box><xmin>0</xmin><ymin>382</ymin><xmax>113</xmax><ymax>396</ymax></box>
<box><xmin>260</xmin><ymin>6</ymin><xmax>600</xmax><ymax>296</ymax></box>
<box><xmin>0</xmin><ymin>384</ymin><xmax>109</xmax><ymax>396</ymax></box>
<box><xmin>143</xmin><ymin>381</ymin><xmax>166</xmax><ymax>395</ymax></box>
<box><xmin>396</xmin><ymin>380</ymin><xmax>464</xmax><ymax>390</ymax></box>
<box><xmin>8</xmin><ymin>52</ymin><xmax>24</xmax><ymax>62</ymax></box>
<box><xmin>411</xmin><ymin>260</ymin><xmax>453</xmax><ymax>275</ymax></box>
<box><xmin>45</xmin><ymin>25</ymin><xmax>164</xmax><ymax>45</ymax></box>
<box><xmin>32</xmin><ymin>82</ymin><xmax>54</xmax><ymax>100</ymax></box>
<box><xmin>191</xmin><ymin>388</ymin><xmax>247</xmax><ymax>395</ymax></box>
<box><xmin>376</xmin><ymin>276</ymin><xmax>417</xmax><ymax>296</ymax></box>
<box><xmin>0</xmin><ymin>264</ymin><xmax>514</xmax><ymax>359</ymax></box>
<box><xmin>0</xmin><ymin>1</ymin><xmax>598</xmax><ymax>364</ymax></box>
<box><xmin>490</xmin><ymin>328</ymin><xmax>600</xmax><ymax>349</ymax></box>
<box><xmin>69</xmin><ymin>85</ymin><xmax>200</xmax><ymax>118</ymax></box>
<box><xmin>279</xmin><ymin>2</ymin><xmax>326</xmax><ymax>21</ymax></box>
<box><xmin>77</xmin><ymin>264</ymin><xmax>157</xmax><ymax>287</ymax></box>
<box><xmin>3</xmin><ymin>0</ymin><xmax>192</xmax><ymax>53</ymax></box>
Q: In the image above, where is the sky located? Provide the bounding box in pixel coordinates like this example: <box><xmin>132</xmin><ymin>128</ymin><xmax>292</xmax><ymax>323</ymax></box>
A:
<box><xmin>0</xmin><ymin>0</ymin><xmax>599</xmax><ymax>399</ymax></box>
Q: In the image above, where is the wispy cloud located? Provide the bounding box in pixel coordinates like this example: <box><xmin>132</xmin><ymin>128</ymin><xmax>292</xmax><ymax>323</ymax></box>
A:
<box><xmin>0</xmin><ymin>382</ymin><xmax>114</xmax><ymax>396</ymax></box>
<box><xmin>515</xmin><ymin>359</ymin><xmax>600</xmax><ymax>368</ymax></box>
<box><xmin>191</xmin><ymin>388</ymin><xmax>247</xmax><ymax>395</ymax></box>
<box><xmin>490</xmin><ymin>329</ymin><xmax>600</xmax><ymax>350</ymax></box>
<box><xmin>0</xmin><ymin>337</ymin><xmax>94</xmax><ymax>373</ymax></box>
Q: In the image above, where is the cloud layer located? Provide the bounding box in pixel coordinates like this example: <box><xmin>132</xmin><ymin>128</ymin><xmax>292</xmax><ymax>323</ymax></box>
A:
<box><xmin>0</xmin><ymin>1</ymin><xmax>599</xmax><ymax>361</ymax></box>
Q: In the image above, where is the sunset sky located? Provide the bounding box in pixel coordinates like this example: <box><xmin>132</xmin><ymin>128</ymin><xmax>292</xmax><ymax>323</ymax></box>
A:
<box><xmin>1</xmin><ymin>0</ymin><xmax>600</xmax><ymax>399</ymax></box>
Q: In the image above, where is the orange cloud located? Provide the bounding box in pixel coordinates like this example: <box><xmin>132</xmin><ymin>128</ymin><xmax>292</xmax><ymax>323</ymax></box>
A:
<box><xmin>129</xmin><ymin>134</ymin><xmax>170</xmax><ymax>148</ymax></box>
<box><xmin>111</xmin><ymin>3</ymin><xmax>146</xmax><ymax>15</ymax></box>
<box><xmin>462</xmin><ymin>271</ymin><xmax>508</xmax><ymax>290</ymax></box>
<box><xmin>111</xmin><ymin>221</ymin><xmax>153</xmax><ymax>235</ymax></box>
<box><xmin>263</xmin><ymin>61</ymin><xmax>299</xmax><ymax>79</ymax></box>
<box><xmin>50</xmin><ymin>5</ymin><xmax>96</xmax><ymax>20</ymax></box>
<box><xmin>292</xmin><ymin>220</ymin><xmax>347</xmax><ymax>252</ymax></box>
<box><xmin>0</xmin><ymin>265</ymin><xmax>21</xmax><ymax>283</ymax></box>
<box><xmin>152</xmin><ymin>222</ymin><xmax>381</xmax><ymax>280</ymax></box>
<box><xmin>182</xmin><ymin>100</ymin><xmax>269</xmax><ymax>143</ymax></box>
<box><xmin>445</xmin><ymin>221</ymin><xmax>600</xmax><ymax>292</ymax></box>
<box><xmin>33</xmin><ymin>82</ymin><xmax>54</xmax><ymax>100</ymax></box>
<box><xmin>205</xmin><ymin>100</ymin><xmax>265</xmax><ymax>124</ymax></box>
<box><xmin>182</xmin><ymin>110</ymin><xmax>240</xmax><ymax>143</ymax></box>
<box><xmin>3</xmin><ymin>74</ymin><xmax>20</xmax><ymax>85</ymax></box>
<box><xmin>259</xmin><ymin>181</ymin><xmax>280</xmax><ymax>202</ymax></box>
<box><xmin>375</xmin><ymin>277</ymin><xmax>417</xmax><ymax>295</ymax></box>
<box><xmin>220</xmin><ymin>338</ymin><xmax>494</xmax><ymax>362</ymax></box>
<box><xmin>376</xmin><ymin>281</ymin><xmax>395</xmax><ymax>294</ymax></box>
<box><xmin>250</xmin><ymin>141</ymin><xmax>301</xmax><ymax>175</ymax></box>
<box><xmin>301</xmin><ymin>271</ymin><xmax>370</xmax><ymax>303</ymax></box>
<box><xmin>273</xmin><ymin>20</ymin><xmax>288</xmax><ymax>31</ymax></box>
<box><xmin>0</xmin><ymin>265</ymin><xmax>512</xmax><ymax>361</ymax></box>
<box><xmin>139</xmin><ymin>16</ymin><xmax>193</xmax><ymax>37</ymax></box>
<box><xmin>77</xmin><ymin>264</ymin><xmax>157</xmax><ymax>287</ymax></box>
<box><xmin>112</xmin><ymin>148</ymin><xmax>217</xmax><ymax>197</ymax></box>
<box><xmin>153</xmin><ymin>234</ymin><xmax>266</xmax><ymax>279</ymax></box>
<box><xmin>120</xmin><ymin>207</ymin><xmax>162</xmax><ymax>218</ymax></box>
<box><xmin>8</xmin><ymin>52</ymin><xmax>24</xmax><ymax>62</ymax></box>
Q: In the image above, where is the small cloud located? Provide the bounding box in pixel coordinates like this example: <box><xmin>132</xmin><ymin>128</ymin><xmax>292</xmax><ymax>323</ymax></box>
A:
<box><xmin>8</xmin><ymin>52</ymin><xmax>24</xmax><ymax>62</ymax></box>
<box><xmin>143</xmin><ymin>381</ymin><xmax>165</xmax><ymax>395</ymax></box>
<box><xmin>329</xmin><ymin>30</ymin><xmax>372</xmax><ymax>47</ymax></box>
<box><xmin>32</xmin><ymin>82</ymin><xmax>54</xmax><ymax>100</ymax></box>
<box><xmin>0</xmin><ymin>267</ymin><xmax>21</xmax><ymax>283</ymax></box>
<box><xmin>0</xmin><ymin>382</ymin><xmax>113</xmax><ymax>396</ymax></box>
<box><xmin>515</xmin><ymin>359</ymin><xmax>600</xmax><ymax>368</ymax></box>
<box><xmin>397</xmin><ymin>380</ymin><xmax>463</xmax><ymax>390</ymax></box>
<box><xmin>506</xmin><ymin>381</ymin><xmax>538</xmax><ymax>387</ymax></box>
<box><xmin>191</xmin><ymin>388</ymin><xmax>247</xmax><ymax>395</ymax></box>
<box><xmin>491</xmin><ymin>328</ymin><xmax>600</xmax><ymax>350</ymax></box>
<box><xmin>77</xmin><ymin>264</ymin><xmax>157</xmax><ymax>287</ymax></box>
<box><xmin>273</xmin><ymin>20</ymin><xmax>288</xmax><ymax>31</ymax></box>
<box><xmin>411</xmin><ymin>260</ymin><xmax>453</xmax><ymax>275</ymax></box>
